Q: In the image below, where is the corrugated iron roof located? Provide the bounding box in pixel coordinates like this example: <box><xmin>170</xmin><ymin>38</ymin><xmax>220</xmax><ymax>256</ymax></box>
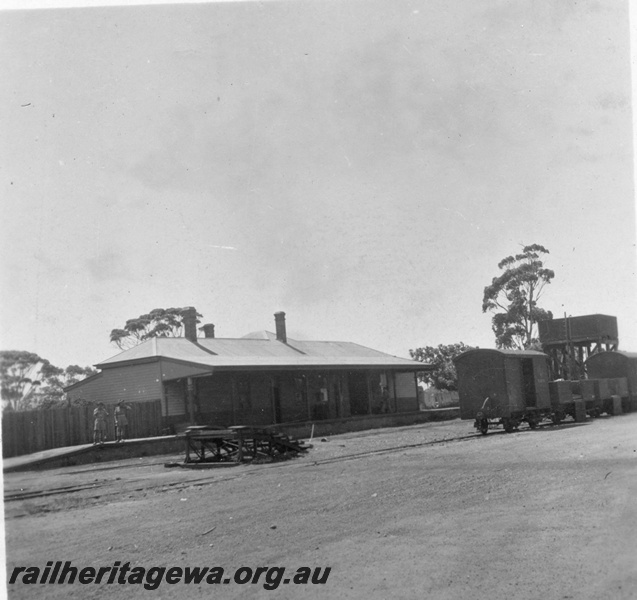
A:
<box><xmin>198</xmin><ymin>337</ymin><xmax>305</xmax><ymax>357</ymax></box>
<box><xmin>98</xmin><ymin>335</ymin><xmax>427</xmax><ymax>370</ymax></box>
<box><xmin>99</xmin><ymin>337</ymin><xmax>208</xmax><ymax>365</ymax></box>
<box><xmin>454</xmin><ymin>348</ymin><xmax>548</xmax><ymax>362</ymax></box>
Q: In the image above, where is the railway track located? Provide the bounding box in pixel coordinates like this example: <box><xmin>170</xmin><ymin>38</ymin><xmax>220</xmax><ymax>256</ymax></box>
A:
<box><xmin>5</xmin><ymin>430</ymin><xmax>480</xmax><ymax>505</ymax></box>
<box><xmin>305</xmin><ymin>432</ymin><xmax>479</xmax><ymax>466</ymax></box>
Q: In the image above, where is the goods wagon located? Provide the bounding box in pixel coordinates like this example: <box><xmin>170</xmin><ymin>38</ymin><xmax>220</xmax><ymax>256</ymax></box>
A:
<box><xmin>454</xmin><ymin>349</ymin><xmax>551</xmax><ymax>434</ymax></box>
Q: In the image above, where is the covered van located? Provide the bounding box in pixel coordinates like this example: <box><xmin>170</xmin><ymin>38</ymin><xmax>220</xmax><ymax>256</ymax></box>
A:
<box><xmin>454</xmin><ymin>349</ymin><xmax>551</xmax><ymax>420</ymax></box>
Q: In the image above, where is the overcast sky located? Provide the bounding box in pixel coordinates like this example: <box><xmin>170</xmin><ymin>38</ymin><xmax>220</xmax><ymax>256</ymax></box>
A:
<box><xmin>1</xmin><ymin>0</ymin><xmax>635</xmax><ymax>368</ymax></box>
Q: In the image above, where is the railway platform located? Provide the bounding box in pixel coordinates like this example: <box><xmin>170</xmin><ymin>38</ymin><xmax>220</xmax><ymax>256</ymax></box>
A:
<box><xmin>2</xmin><ymin>408</ymin><xmax>459</xmax><ymax>473</ymax></box>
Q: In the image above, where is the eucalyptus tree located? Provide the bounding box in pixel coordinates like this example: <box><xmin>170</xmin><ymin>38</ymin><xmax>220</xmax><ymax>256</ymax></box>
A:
<box><xmin>482</xmin><ymin>244</ymin><xmax>554</xmax><ymax>349</ymax></box>
<box><xmin>0</xmin><ymin>350</ymin><xmax>44</xmax><ymax>410</ymax></box>
<box><xmin>110</xmin><ymin>307</ymin><xmax>203</xmax><ymax>350</ymax></box>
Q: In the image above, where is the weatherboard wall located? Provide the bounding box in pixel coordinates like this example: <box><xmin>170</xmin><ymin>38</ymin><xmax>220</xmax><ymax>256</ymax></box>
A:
<box><xmin>159</xmin><ymin>359</ymin><xmax>212</xmax><ymax>381</ymax></box>
<box><xmin>65</xmin><ymin>361</ymin><xmax>164</xmax><ymax>407</ymax></box>
<box><xmin>164</xmin><ymin>380</ymin><xmax>186</xmax><ymax>417</ymax></box>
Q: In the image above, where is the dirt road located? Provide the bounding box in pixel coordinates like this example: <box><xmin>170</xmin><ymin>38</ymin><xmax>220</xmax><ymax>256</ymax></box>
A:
<box><xmin>4</xmin><ymin>415</ymin><xmax>637</xmax><ymax>599</ymax></box>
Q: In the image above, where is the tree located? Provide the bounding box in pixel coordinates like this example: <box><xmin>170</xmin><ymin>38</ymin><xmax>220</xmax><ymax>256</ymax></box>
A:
<box><xmin>110</xmin><ymin>307</ymin><xmax>203</xmax><ymax>350</ymax></box>
<box><xmin>1</xmin><ymin>351</ymin><xmax>49</xmax><ymax>411</ymax></box>
<box><xmin>0</xmin><ymin>352</ymin><xmax>98</xmax><ymax>411</ymax></box>
<box><xmin>482</xmin><ymin>244</ymin><xmax>554</xmax><ymax>349</ymax></box>
<box><xmin>409</xmin><ymin>342</ymin><xmax>476</xmax><ymax>391</ymax></box>
<box><xmin>30</xmin><ymin>364</ymin><xmax>98</xmax><ymax>409</ymax></box>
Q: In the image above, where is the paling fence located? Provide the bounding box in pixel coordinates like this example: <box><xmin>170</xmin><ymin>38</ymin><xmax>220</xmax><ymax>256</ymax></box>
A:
<box><xmin>1</xmin><ymin>400</ymin><xmax>163</xmax><ymax>458</ymax></box>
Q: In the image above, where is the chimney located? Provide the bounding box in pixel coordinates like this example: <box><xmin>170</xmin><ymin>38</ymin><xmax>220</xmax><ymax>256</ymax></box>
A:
<box><xmin>182</xmin><ymin>307</ymin><xmax>197</xmax><ymax>342</ymax></box>
<box><xmin>202</xmin><ymin>323</ymin><xmax>215</xmax><ymax>339</ymax></box>
<box><xmin>274</xmin><ymin>311</ymin><xmax>287</xmax><ymax>344</ymax></box>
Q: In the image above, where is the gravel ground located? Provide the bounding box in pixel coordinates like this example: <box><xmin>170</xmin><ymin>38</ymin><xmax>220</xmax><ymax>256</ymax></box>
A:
<box><xmin>4</xmin><ymin>415</ymin><xmax>637</xmax><ymax>599</ymax></box>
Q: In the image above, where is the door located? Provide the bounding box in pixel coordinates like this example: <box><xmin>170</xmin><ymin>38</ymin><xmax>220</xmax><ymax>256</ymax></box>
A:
<box><xmin>271</xmin><ymin>379</ymin><xmax>282</xmax><ymax>424</ymax></box>
<box><xmin>347</xmin><ymin>371</ymin><xmax>369</xmax><ymax>416</ymax></box>
<box><xmin>332</xmin><ymin>379</ymin><xmax>342</xmax><ymax>418</ymax></box>
<box><xmin>520</xmin><ymin>359</ymin><xmax>537</xmax><ymax>408</ymax></box>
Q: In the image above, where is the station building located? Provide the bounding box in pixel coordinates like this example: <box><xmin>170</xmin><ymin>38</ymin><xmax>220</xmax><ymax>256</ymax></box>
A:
<box><xmin>66</xmin><ymin>310</ymin><xmax>430</xmax><ymax>429</ymax></box>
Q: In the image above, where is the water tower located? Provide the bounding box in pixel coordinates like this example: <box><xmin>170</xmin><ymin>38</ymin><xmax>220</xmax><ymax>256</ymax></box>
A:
<box><xmin>539</xmin><ymin>314</ymin><xmax>618</xmax><ymax>380</ymax></box>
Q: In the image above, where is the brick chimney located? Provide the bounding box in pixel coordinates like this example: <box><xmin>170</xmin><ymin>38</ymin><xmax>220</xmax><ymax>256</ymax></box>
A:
<box><xmin>202</xmin><ymin>323</ymin><xmax>215</xmax><ymax>339</ymax></box>
<box><xmin>182</xmin><ymin>307</ymin><xmax>198</xmax><ymax>342</ymax></box>
<box><xmin>274</xmin><ymin>311</ymin><xmax>287</xmax><ymax>344</ymax></box>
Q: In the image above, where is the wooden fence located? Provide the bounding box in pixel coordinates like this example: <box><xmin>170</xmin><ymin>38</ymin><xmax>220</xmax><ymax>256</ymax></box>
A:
<box><xmin>1</xmin><ymin>400</ymin><xmax>163</xmax><ymax>458</ymax></box>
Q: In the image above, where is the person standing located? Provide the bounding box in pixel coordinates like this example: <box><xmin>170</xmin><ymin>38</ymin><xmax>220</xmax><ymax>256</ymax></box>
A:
<box><xmin>380</xmin><ymin>385</ymin><xmax>391</xmax><ymax>413</ymax></box>
<box><xmin>114</xmin><ymin>401</ymin><xmax>130</xmax><ymax>443</ymax></box>
<box><xmin>93</xmin><ymin>402</ymin><xmax>108</xmax><ymax>445</ymax></box>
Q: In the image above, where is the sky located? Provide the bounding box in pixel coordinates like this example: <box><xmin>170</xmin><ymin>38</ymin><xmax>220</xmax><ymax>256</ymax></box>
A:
<box><xmin>0</xmin><ymin>0</ymin><xmax>636</xmax><ymax>369</ymax></box>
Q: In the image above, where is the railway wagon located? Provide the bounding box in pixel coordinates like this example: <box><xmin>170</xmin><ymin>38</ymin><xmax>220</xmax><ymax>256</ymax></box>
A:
<box><xmin>454</xmin><ymin>349</ymin><xmax>551</xmax><ymax>434</ymax></box>
<box><xmin>585</xmin><ymin>350</ymin><xmax>637</xmax><ymax>413</ymax></box>
<box><xmin>570</xmin><ymin>379</ymin><xmax>604</xmax><ymax>416</ymax></box>
<box><xmin>588</xmin><ymin>377</ymin><xmax>629</xmax><ymax>415</ymax></box>
<box><xmin>546</xmin><ymin>379</ymin><xmax>609</xmax><ymax>422</ymax></box>
<box><xmin>548</xmin><ymin>380</ymin><xmax>576</xmax><ymax>423</ymax></box>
